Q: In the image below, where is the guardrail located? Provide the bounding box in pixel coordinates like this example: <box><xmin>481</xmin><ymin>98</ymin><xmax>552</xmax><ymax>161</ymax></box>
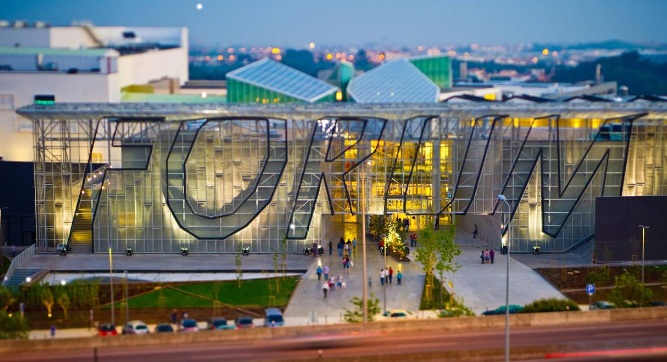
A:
<box><xmin>1</xmin><ymin>243</ymin><xmax>35</xmax><ymax>287</ymax></box>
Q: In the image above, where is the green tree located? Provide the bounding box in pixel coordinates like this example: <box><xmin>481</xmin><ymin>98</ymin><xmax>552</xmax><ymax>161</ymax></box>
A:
<box><xmin>56</xmin><ymin>289</ymin><xmax>71</xmax><ymax>320</ymax></box>
<box><xmin>235</xmin><ymin>242</ymin><xmax>244</xmax><ymax>288</ymax></box>
<box><xmin>609</xmin><ymin>272</ymin><xmax>653</xmax><ymax>307</ymax></box>
<box><xmin>0</xmin><ymin>285</ymin><xmax>17</xmax><ymax>312</ymax></box>
<box><xmin>415</xmin><ymin>221</ymin><xmax>460</xmax><ymax>306</ymax></box>
<box><xmin>0</xmin><ymin>311</ymin><xmax>30</xmax><ymax>339</ymax></box>
<box><xmin>344</xmin><ymin>293</ymin><xmax>381</xmax><ymax>323</ymax></box>
<box><xmin>40</xmin><ymin>285</ymin><xmax>55</xmax><ymax>318</ymax></box>
<box><xmin>434</xmin><ymin>223</ymin><xmax>460</xmax><ymax>308</ymax></box>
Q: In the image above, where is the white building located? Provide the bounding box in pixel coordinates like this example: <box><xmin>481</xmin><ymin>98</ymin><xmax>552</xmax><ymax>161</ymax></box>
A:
<box><xmin>0</xmin><ymin>23</ymin><xmax>189</xmax><ymax>162</ymax></box>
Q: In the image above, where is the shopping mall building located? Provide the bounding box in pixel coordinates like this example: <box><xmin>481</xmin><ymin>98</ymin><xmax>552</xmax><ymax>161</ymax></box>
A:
<box><xmin>15</xmin><ymin>101</ymin><xmax>667</xmax><ymax>257</ymax></box>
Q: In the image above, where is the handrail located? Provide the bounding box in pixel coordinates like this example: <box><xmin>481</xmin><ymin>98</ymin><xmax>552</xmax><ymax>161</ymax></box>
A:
<box><xmin>1</xmin><ymin>244</ymin><xmax>35</xmax><ymax>287</ymax></box>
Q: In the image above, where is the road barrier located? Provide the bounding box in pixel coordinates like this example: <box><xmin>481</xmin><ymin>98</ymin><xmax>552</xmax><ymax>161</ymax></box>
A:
<box><xmin>2</xmin><ymin>307</ymin><xmax>667</xmax><ymax>354</ymax></box>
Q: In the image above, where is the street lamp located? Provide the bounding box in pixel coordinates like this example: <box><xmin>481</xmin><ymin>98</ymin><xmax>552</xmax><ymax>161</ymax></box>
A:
<box><xmin>108</xmin><ymin>241</ymin><xmax>115</xmax><ymax>325</ymax></box>
<box><xmin>497</xmin><ymin>194</ymin><xmax>511</xmax><ymax>362</ymax></box>
<box><xmin>361</xmin><ymin>160</ymin><xmax>371</xmax><ymax>324</ymax></box>
<box><xmin>638</xmin><ymin>225</ymin><xmax>649</xmax><ymax>285</ymax></box>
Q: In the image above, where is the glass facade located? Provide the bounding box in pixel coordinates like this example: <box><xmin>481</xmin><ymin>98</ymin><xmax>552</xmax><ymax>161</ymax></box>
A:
<box><xmin>18</xmin><ymin>103</ymin><xmax>667</xmax><ymax>255</ymax></box>
<box><xmin>410</xmin><ymin>55</ymin><xmax>452</xmax><ymax>89</ymax></box>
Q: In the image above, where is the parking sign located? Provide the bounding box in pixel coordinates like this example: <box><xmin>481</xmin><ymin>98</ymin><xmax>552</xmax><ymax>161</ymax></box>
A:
<box><xmin>586</xmin><ymin>284</ymin><xmax>595</xmax><ymax>295</ymax></box>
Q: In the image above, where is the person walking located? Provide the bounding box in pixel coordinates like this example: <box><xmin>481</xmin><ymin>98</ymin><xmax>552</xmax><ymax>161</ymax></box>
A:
<box><xmin>328</xmin><ymin>240</ymin><xmax>333</xmax><ymax>256</ymax></box>
<box><xmin>490</xmin><ymin>248</ymin><xmax>495</xmax><ymax>264</ymax></box>
<box><xmin>323</xmin><ymin>265</ymin><xmax>330</xmax><ymax>281</ymax></box>
<box><xmin>473</xmin><ymin>224</ymin><xmax>479</xmax><ymax>239</ymax></box>
<box><xmin>322</xmin><ymin>281</ymin><xmax>329</xmax><ymax>298</ymax></box>
<box><xmin>337</xmin><ymin>238</ymin><xmax>344</xmax><ymax>257</ymax></box>
<box><xmin>480</xmin><ymin>250</ymin><xmax>485</xmax><ymax>264</ymax></box>
<box><xmin>352</xmin><ymin>237</ymin><xmax>357</xmax><ymax>252</ymax></box>
<box><xmin>397</xmin><ymin>270</ymin><xmax>403</xmax><ymax>285</ymax></box>
<box><xmin>380</xmin><ymin>269</ymin><xmax>385</xmax><ymax>286</ymax></box>
<box><xmin>171</xmin><ymin>309</ymin><xmax>178</xmax><ymax>325</ymax></box>
<box><xmin>388</xmin><ymin>267</ymin><xmax>394</xmax><ymax>284</ymax></box>
<box><xmin>316</xmin><ymin>265</ymin><xmax>322</xmax><ymax>280</ymax></box>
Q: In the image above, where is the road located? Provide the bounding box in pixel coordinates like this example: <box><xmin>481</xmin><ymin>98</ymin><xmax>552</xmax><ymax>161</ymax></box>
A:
<box><xmin>5</xmin><ymin>319</ymin><xmax>667</xmax><ymax>362</ymax></box>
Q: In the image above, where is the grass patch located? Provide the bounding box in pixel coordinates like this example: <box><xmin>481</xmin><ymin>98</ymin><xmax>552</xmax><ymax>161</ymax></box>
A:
<box><xmin>112</xmin><ymin>277</ymin><xmax>299</xmax><ymax>309</ymax></box>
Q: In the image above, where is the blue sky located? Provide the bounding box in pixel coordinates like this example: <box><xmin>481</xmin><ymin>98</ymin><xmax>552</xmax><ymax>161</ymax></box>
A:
<box><xmin>3</xmin><ymin>0</ymin><xmax>666</xmax><ymax>47</ymax></box>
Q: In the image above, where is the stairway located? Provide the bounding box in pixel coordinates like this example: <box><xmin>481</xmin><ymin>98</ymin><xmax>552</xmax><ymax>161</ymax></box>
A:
<box><xmin>568</xmin><ymin>235</ymin><xmax>596</xmax><ymax>263</ymax></box>
<box><xmin>3</xmin><ymin>268</ymin><xmax>43</xmax><ymax>292</ymax></box>
<box><xmin>67</xmin><ymin>166</ymin><xmax>108</xmax><ymax>253</ymax></box>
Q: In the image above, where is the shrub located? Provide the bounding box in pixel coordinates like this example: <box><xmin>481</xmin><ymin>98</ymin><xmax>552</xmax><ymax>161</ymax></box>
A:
<box><xmin>344</xmin><ymin>294</ymin><xmax>381</xmax><ymax>323</ymax></box>
<box><xmin>584</xmin><ymin>265</ymin><xmax>610</xmax><ymax>285</ymax></box>
<box><xmin>609</xmin><ymin>272</ymin><xmax>653</xmax><ymax>307</ymax></box>
<box><xmin>0</xmin><ymin>311</ymin><xmax>30</xmax><ymax>339</ymax></box>
<box><xmin>521</xmin><ymin>298</ymin><xmax>580</xmax><ymax>313</ymax></box>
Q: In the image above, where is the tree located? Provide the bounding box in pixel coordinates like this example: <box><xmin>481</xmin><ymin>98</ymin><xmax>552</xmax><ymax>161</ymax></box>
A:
<box><xmin>235</xmin><ymin>242</ymin><xmax>244</xmax><ymax>288</ymax></box>
<box><xmin>608</xmin><ymin>272</ymin><xmax>653</xmax><ymax>307</ymax></box>
<box><xmin>0</xmin><ymin>285</ymin><xmax>16</xmax><ymax>312</ymax></box>
<box><xmin>344</xmin><ymin>293</ymin><xmax>381</xmax><ymax>323</ymax></box>
<box><xmin>434</xmin><ymin>223</ymin><xmax>460</xmax><ymax>308</ymax></box>
<box><xmin>415</xmin><ymin>221</ymin><xmax>460</xmax><ymax>306</ymax></box>
<box><xmin>384</xmin><ymin>221</ymin><xmax>406</xmax><ymax>259</ymax></box>
<box><xmin>56</xmin><ymin>289</ymin><xmax>71</xmax><ymax>320</ymax></box>
<box><xmin>40</xmin><ymin>284</ymin><xmax>55</xmax><ymax>318</ymax></box>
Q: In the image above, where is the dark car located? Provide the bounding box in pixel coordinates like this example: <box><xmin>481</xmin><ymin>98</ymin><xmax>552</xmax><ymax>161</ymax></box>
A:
<box><xmin>264</xmin><ymin>308</ymin><xmax>284</xmax><ymax>327</ymax></box>
<box><xmin>179</xmin><ymin>318</ymin><xmax>199</xmax><ymax>332</ymax></box>
<box><xmin>98</xmin><ymin>323</ymin><xmax>118</xmax><ymax>336</ymax></box>
<box><xmin>235</xmin><ymin>316</ymin><xmax>254</xmax><ymax>329</ymax></box>
<box><xmin>482</xmin><ymin>305</ymin><xmax>524</xmax><ymax>316</ymax></box>
<box><xmin>208</xmin><ymin>317</ymin><xmax>235</xmax><ymax>330</ymax></box>
<box><xmin>154</xmin><ymin>323</ymin><xmax>175</xmax><ymax>333</ymax></box>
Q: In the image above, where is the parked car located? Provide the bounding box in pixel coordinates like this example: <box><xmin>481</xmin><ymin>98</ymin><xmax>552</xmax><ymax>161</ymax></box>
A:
<box><xmin>179</xmin><ymin>318</ymin><xmax>199</xmax><ymax>332</ymax></box>
<box><xmin>590</xmin><ymin>301</ymin><xmax>616</xmax><ymax>310</ymax></box>
<box><xmin>482</xmin><ymin>305</ymin><xmax>524</xmax><ymax>315</ymax></box>
<box><xmin>264</xmin><ymin>308</ymin><xmax>285</xmax><ymax>327</ymax></box>
<box><xmin>154</xmin><ymin>323</ymin><xmax>175</xmax><ymax>333</ymax></box>
<box><xmin>122</xmin><ymin>320</ymin><xmax>149</xmax><ymax>335</ymax></box>
<box><xmin>382</xmin><ymin>309</ymin><xmax>413</xmax><ymax>318</ymax></box>
<box><xmin>98</xmin><ymin>323</ymin><xmax>118</xmax><ymax>337</ymax></box>
<box><xmin>208</xmin><ymin>317</ymin><xmax>235</xmax><ymax>330</ymax></box>
<box><xmin>235</xmin><ymin>316</ymin><xmax>254</xmax><ymax>329</ymax></box>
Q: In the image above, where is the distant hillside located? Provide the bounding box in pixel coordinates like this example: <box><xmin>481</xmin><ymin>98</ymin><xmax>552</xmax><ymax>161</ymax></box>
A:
<box><xmin>553</xmin><ymin>51</ymin><xmax>667</xmax><ymax>95</ymax></box>
<box><xmin>532</xmin><ymin>40</ymin><xmax>646</xmax><ymax>51</ymax></box>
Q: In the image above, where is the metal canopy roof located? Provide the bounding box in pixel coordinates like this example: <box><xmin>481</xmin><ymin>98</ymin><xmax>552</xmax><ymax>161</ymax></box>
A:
<box><xmin>226</xmin><ymin>58</ymin><xmax>339</xmax><ymax>102</ymax></box>
<box><xmin>16</xmin><ymin>102</ymin><xmax>667</xmax><ymax>122</ymax></box>
<box><xmin>347</xmin><ymin>59</ymin><xmax>440</xmax><ymax>103</ymax></box>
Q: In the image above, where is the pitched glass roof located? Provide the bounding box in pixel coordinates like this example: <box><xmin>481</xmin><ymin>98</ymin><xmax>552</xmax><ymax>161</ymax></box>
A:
<box><xmin>347</xmin><ymin>59</ymin><xmax>439</xmax><ymax>103</ymax></box>
<box><xmin>226</xmin><ymin>58</ymin><xmax>339</xmax><ymax>102</ymax></box>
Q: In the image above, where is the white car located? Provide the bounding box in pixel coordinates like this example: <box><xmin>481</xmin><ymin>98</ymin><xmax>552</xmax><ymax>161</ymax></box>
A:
<box><xmin>382</xmin><ymin>309</ymin><xmax>414</xmax><ymax>319</ymax></box>
<box><xmin>122</xmin><ymin>320</ymin><xmax>149</xmax><ymax>335</ymax></box>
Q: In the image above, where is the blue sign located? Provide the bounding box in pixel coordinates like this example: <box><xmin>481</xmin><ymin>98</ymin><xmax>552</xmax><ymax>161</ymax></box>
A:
<box><xmin>586</xmin><ymin>284</ymin><xmax>595</xmax><ymax>295</ymax></box>
<box><xmin>447</xmin><ymin>193</ymin><xmax>452</xmax><ymax>199</ymax></box>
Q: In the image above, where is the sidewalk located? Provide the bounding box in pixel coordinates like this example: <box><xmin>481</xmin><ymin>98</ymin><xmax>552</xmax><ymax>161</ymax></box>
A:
<box><xmin>285</xmin><ymin>231</ymin><xmax>569</xmax><ymax>322</ymax></box>
<box><xmin>284</xmin><ymin>239</ymin><xmax>429</xmax><ymax>325</ymax></box>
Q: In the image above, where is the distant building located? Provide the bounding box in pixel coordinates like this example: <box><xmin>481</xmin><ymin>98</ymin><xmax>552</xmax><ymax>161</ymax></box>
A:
<box><xmin>0</xmin><ymin>23</ymin><xmax>189</xmax><ymax>247</ymax></box>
